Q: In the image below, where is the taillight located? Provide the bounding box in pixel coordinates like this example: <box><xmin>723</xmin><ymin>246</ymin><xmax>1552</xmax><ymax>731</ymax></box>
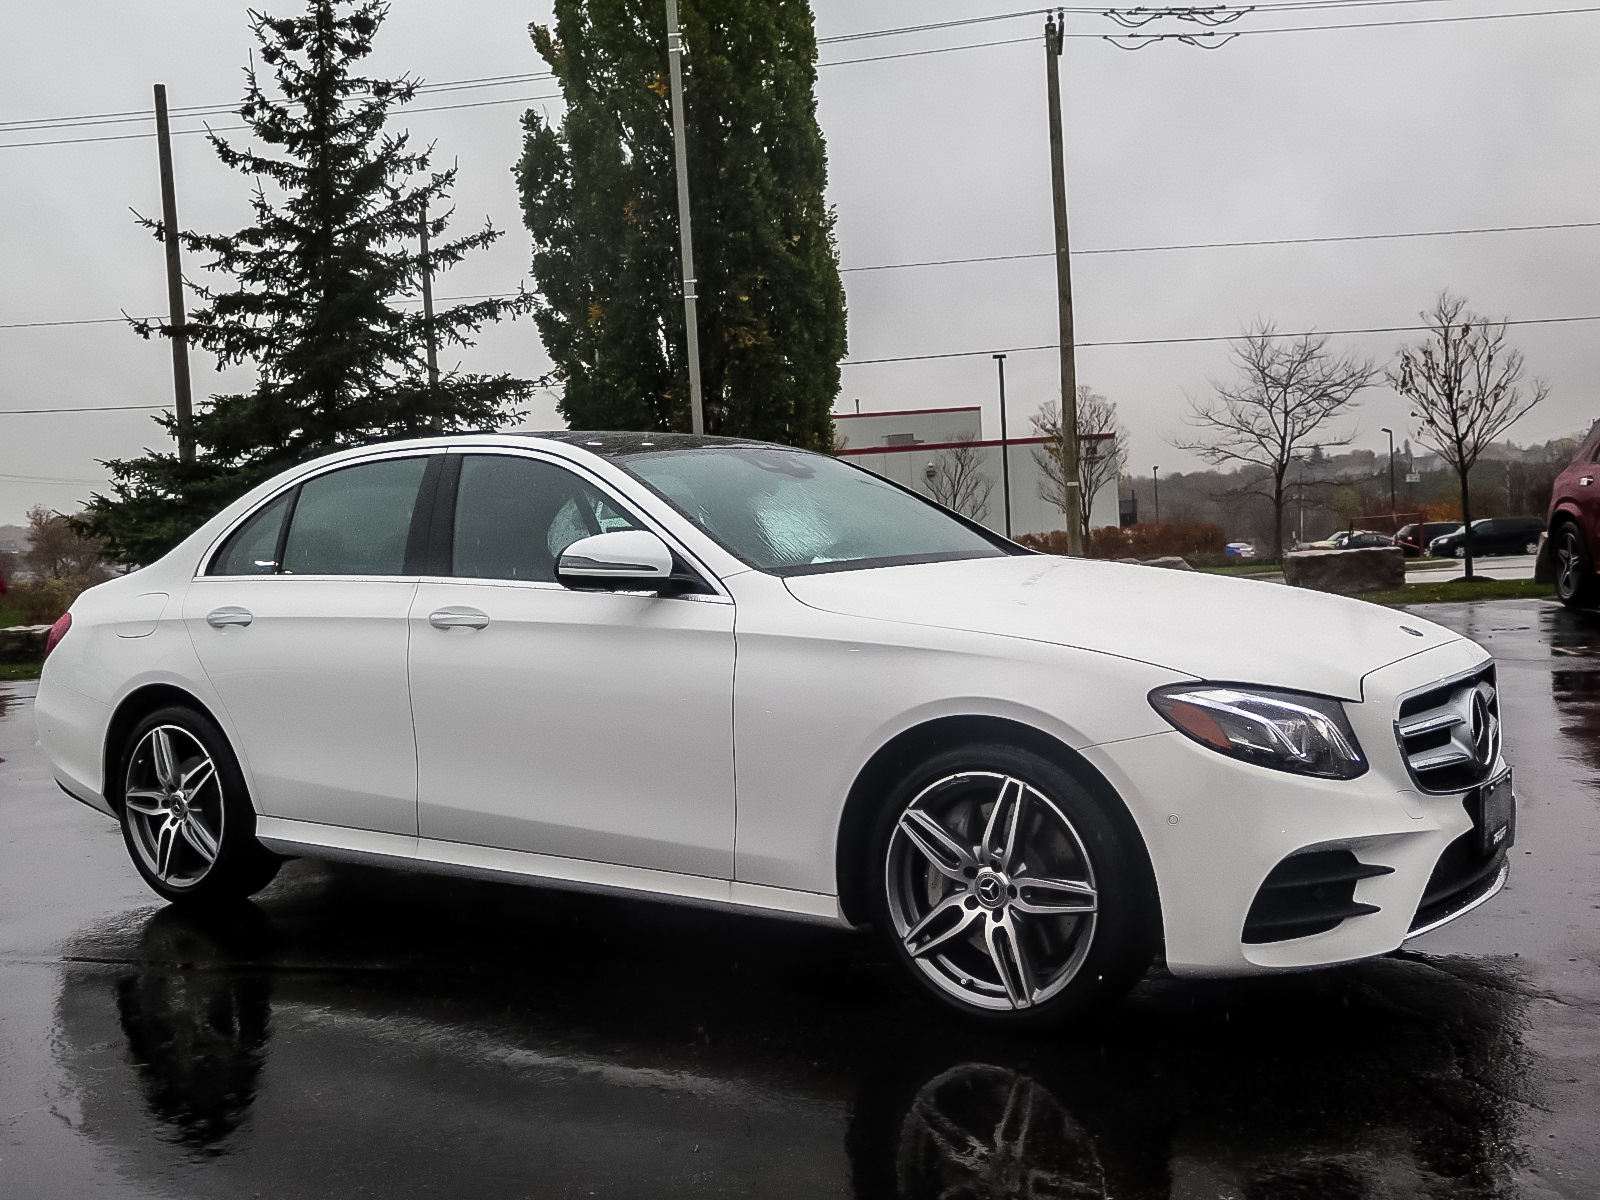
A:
<box><xmin>43</xmin><ymin>612</ymin><xmax>72</xmax><ymax>661</ymax></box>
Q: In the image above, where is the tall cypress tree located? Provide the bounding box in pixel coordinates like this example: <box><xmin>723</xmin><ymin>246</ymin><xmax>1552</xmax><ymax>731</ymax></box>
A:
<box><xmin>516</xmin><ymin>0</ymin><xmax>846</xmax><ymax>450</ymax></box>
<box><xmin>82</xmin><ymin>0</ymin><xmax>533</xmax><ymax>565</ymax></box>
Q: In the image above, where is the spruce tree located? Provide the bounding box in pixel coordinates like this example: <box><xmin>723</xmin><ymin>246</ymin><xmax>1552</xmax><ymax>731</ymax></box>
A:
<box><xmin>516</xmin><ymin>0</ymin><xmax>846</xmax><ymax>450</ymax></box>
<box><xmin>82</xmin><ymin>0</ymin><xmax>533</xmax><ymax>564</ymax></box>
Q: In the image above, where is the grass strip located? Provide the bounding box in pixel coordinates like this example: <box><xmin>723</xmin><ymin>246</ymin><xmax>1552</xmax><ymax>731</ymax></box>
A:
<box><xmin>1359</xmin><ymin>578</ymin><xmax>1554</xmax><ymax>606</ymax></box>
<box><xmin>0</xmin><ymin>662</ymin><xmax>42</xmax><ymax>682</ymax></box>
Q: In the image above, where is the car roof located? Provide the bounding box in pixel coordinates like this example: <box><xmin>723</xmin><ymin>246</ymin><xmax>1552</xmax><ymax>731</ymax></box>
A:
<box><xmin>522</xmin><ymin>431</ymin><xmax>798</xmax><ymax>458</ymax></box>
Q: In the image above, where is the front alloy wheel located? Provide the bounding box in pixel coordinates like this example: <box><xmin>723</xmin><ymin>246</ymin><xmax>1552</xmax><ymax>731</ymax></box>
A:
<box><xmin>887</xmin><ymin>772</ymin><xmax>1097</xmax><ymax>1011</ymax></box>
<box><xmin>873</xmin><ymin>746</ymin><xmax>1153</xmax><ymax>1024</ymax></box>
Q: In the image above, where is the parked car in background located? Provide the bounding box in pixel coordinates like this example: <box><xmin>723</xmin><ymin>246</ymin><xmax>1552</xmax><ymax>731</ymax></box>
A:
<box><xmin>1427</xmin><ymin>518</ymin><xmax>1544</xmax><ymax>560</ymax></box>
<box><xmin>1394</xmin><ymin>523</ymin><xmax>1458</xmax><ymax>558</ymax></box>
<box><xmin>1224</xmin><ymin>542</ymin><xmax>1256</xmax><ymax>558</ymax></box>
<box><xmin>1546</xmin><ymin>420</ymin><xmax>1600</xmax><ymax>607</ymax></box>
<box><xmin>1307</xmin><ymin>530</ymin><xmax>1394</xmax><ymax>551</ymax></box>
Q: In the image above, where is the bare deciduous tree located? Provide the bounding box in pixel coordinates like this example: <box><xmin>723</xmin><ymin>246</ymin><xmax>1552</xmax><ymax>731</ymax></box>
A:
<box><xmin>24</xmin><ymin>505</ymin><xmax>108</xmax><ymax>583</ymax></box>
<box><xmin>925</xmin><ymin>435</ymin><xmax>994</xmax><ymax>523</ymax></box>
<box><xmin>1033</xmin><ymin>386</ymin><xmax>1125</xmax><ymax>536</ymax></box>
<box><xmin>1173</xmin><ymin>324</ymin><xmax>1375</xmax><ymax>558</ymax></box>
<box><xmin>1389</xmin><ymin>292</ymin><xmax>1549</xmax><ymax>579</ymax></box>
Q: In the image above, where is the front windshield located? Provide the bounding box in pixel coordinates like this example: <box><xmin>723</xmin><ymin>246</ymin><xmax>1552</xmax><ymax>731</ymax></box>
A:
<box><xmin>617</xmin><ymin>445</ymin><xmax>1010</xmax><ymax>575</ymax></box>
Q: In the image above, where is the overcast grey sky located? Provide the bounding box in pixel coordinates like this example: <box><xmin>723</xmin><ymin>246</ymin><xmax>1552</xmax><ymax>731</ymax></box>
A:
<box><xmin>3</xmin><ymin>0</ymin><xmax>1598</xmax><ymax>527</ymax></box>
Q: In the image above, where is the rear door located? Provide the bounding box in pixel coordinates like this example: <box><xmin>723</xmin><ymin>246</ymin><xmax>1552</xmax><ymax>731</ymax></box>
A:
<box><xmin>183</xmin><ymin>453</ymin><xmax>438</xmax><ymax>835</ymax></box>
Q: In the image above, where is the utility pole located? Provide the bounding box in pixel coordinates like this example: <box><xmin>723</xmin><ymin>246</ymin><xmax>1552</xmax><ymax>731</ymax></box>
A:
<box><xmin>419</xmin><ymin>196</ymin><xmax>439</xmax><ymax>391</ymax></box>
<box><xmin>153</xmin><ymin>84</ymin><xmax>194</xmax><ymax>465</ymax></box>
<box><xmin>665</xmin><ymin>0</ymin><xmax>706</xmax><ymax>435</ymax></box>
<box><xmin>1152</xmin><ymin>465</ymin><xmax>1161</xmax><ymax>524</ymax></box>
<box><xmin>1044</xmin><ymin>14</ymin><xmax>1082</xmax><ymax>556</ymax></box>
<box><xmin>995</xmin><ymin>354</ymin><xmax>1013</xmax><ymax>538</ymax></box>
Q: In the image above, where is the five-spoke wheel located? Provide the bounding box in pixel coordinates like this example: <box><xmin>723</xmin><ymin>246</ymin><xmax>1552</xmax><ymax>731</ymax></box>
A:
<box><xmin>872</xmin><ymin>744</ymin><xmax>1153</xmax><ymax>1025</ymax></box>
<box><xmin>118</xmin><ymin>706</ymin><xmax>281</xmax><ymax>903</ymax></box>
<box><xmin>124</xmin><ymin>724</ymin><xmax>225</xmax><ymax>889</ymax></box>
<box><xmin>1555</xmin><ymin>524</ymin><xmax>1598</xmax><ymax>609</ymax></box>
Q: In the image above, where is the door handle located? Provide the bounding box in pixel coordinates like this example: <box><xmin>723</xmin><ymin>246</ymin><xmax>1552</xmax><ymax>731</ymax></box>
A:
<box><xmin>428</xmin><ymin>607</ymin><xmax>490</xmax><ymax>631</ymax></box>
<box><xmin>206</xmin><ymin>606</ymin><xmax>253</xmax><ymax>629</ymax></box>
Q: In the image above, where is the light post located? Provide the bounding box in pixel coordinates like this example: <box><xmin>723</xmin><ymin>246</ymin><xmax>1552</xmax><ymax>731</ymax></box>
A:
<box><xmin>994</xmin><ymin>354</ymin><xmax>1012</xmax><ymax>538</ymax></box>
<box><xmin>1380</xmin><ymin>427</ymin><xmax>1396</xmax><ymax>521</ymax></box>
<box><xmin>1152</xmin><ymin>465</ymin><xmax>1160</xmax><ymax>525</ymax></box>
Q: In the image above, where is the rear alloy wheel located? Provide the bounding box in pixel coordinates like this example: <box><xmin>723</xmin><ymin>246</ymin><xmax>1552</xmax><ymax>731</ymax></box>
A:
<box><xmin>1454</xmin><ymin>546</ymin><xmax>1467</xmax><ymax>559</ymax></box>
<box><xmin>872</xmin><ymin>745</ymin><xmax>1153</xmax><ymax>1025</ymax></box>
<box><xmin>1525</xmin><ymin>540</ymin><xmax>1541</xmax><ymax>556</ymax></box>
<box><xmin>1555</xmin><ymin>524</ymin><xmax>1600</xmax><ymax>609</ymax></box>
<box><xmin>119</xmin><ymin>706</ymin><xmax>281</xmax><ymax>903</ymax></box>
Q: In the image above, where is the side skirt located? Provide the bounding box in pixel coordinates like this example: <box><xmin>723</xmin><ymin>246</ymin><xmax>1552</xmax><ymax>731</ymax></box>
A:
<box><xmin>254</xmin><ymin>816</ymin><xmax>848</xmax><ymax>928</ymax></box>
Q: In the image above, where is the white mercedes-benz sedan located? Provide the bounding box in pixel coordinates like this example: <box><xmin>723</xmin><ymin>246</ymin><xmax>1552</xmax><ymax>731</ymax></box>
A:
<box><xmin>35</xmin><ymin>432</ymin><xmax>1514</xmax><ymax>1024</ymax></box>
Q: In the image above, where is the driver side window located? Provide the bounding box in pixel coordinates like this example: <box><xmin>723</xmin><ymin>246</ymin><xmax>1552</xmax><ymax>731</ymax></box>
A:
<box><xmin>451</xmin><ymin>455</ymin><xmax>641</xmax><ymax>582</ymax></box>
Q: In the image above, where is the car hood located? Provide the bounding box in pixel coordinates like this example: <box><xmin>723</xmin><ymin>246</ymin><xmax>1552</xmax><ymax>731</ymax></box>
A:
<box><xmin>782</xmin><ymin>555</ymin><xmax>1465</xmax><ymax>700</ymax></box>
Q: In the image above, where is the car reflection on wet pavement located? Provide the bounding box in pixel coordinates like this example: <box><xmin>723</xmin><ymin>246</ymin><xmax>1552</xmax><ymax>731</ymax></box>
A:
<box><xmin>2</xmin><ymin>599</ymin><xmax>1597</xmax><ymax>1199</ymax></box>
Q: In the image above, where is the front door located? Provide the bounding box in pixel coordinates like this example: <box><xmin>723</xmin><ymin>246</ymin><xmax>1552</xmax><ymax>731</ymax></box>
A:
<box><xmin>184</xmin><ymin>454</ymin><xmax>435</xmax><ymax>835</ymax></box>
<box><xmin>407</xmin><ymin>452</ymin><xmax>736</xmax><ymax>878</ymax></box>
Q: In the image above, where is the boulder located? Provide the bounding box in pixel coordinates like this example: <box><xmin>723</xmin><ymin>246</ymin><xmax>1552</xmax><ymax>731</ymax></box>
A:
<box><xmin>0</xmin><ymin>624</ymin><xmax>52</xmax><ymax>664</ymax></box>
<box><xmin>1282</xmin><ymin>547</ymin><xmax>1404</xmax><ymax>596</ymax></box>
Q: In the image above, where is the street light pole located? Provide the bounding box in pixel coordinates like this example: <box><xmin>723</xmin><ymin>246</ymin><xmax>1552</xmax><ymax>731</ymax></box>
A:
<box><xmin>1380</xmin><ymin>427</ymin><xmax>1396</xmax><ymax>519</ymax></box>
<box><xmin>995</xmin><ymin>354</ymin><xmax>1013</xmax><ymax>538</ymax></box>
<box><xmin>1152</xmin><ymin>465</ymin><xmax>1160</xmax><ymax>525</ymax></box>
<box><xmin>665</xmin><ymin>0</ymin><xmax>705</xmax><ymax>435</ymax></box>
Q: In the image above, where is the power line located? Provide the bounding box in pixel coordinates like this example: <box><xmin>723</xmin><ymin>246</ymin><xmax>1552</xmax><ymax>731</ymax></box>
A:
<box><xmin>840</xmin><ymin>313</ymin><xmax>1600</xmax><ymax>365</ymax></box>
<box><xmin>841</xmin><ymin>218</ymin><xmax>1600</xmax><ymax>272</ymax></box>
<box><xmin>814</xmin><ymin>0</ymin><xmax>1454</xmax><ymax>44</ymax></box>
<box><xmin>1104</xmin><ymin>1</ymin><xmax>1600</xmax><ymax>43</ymax></box>
<box><xmin>0</xmin><ymin>71</ymin><xmax>556</xmax><ymax>135</ymax></box>
<box><xmin>0</xmin><ymin>471</ymin><xmax>106</xmax><ymax>484</ymax></box>
<box><xmin>5</xmin><ymin>312</ymin><xmax>1596</xmax><ymax>411</ymax></box>
<box><xmin>0</xmin><ymin>2</ymin><xmax>1581</xmax><ymax>143</ymax></box>
<box><xmin>0</xmin><ymin>91</ymin><xmax>563</xmax><ymax>151</ymax></box>
<box><xmin>5</xmin><ymin>218</ymin><xmax>1592</xmax><ymax>333</ymax></box>
<box><xmin>0</xmin><ymin>403</ymin><xmax>169</xmax><ymax>416</ymax></box>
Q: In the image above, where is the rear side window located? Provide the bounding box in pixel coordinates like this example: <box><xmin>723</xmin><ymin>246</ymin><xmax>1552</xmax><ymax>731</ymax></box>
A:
<box><xmin>211</xmin><ymin>491</ymin><xmax>293</xmax><ymax>576</ymax></box>
<box><xmin>451</xmin><ymin>455</ymin><xmax>640</xmax><ymax>582</ymax></box>
<box><xmin>280</xmin><ymin>457</ymin><xmax>431</xmax><ymax>576</ymax></box>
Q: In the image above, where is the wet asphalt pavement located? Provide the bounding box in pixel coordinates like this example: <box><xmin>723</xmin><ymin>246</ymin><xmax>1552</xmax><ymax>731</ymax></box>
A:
<box><xmin>1</xmin><ymin>598</ymin><xmax>1597</xmax><ymax>1199</ymax></box>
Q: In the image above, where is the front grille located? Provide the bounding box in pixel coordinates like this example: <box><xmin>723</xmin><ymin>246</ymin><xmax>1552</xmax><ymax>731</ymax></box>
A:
<box><xmin>1242</xmin><ymin>849</ymin><xmax>1394</xmax><ymax>944</ymax></box>
<box><xmin>1394</xmin><ymin>663</ymin><xmax>1500</xmax><ymax>794</ymax></box>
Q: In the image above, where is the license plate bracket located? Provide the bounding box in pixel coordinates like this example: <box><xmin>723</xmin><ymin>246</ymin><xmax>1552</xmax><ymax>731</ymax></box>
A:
<box><xmin>1475</xmin><ymin>770</ymin><xmax>1515</xmax><ymax>858</ymax></box>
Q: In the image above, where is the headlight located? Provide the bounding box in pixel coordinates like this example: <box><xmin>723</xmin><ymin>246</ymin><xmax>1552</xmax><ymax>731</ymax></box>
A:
<box><xmin>1150</xmin><ymin>684</ymin><xmax>1367</xmax><ymax>780</ymax></box>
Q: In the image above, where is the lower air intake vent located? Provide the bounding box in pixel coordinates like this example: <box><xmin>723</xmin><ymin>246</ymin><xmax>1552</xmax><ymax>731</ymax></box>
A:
<box><xmin>1243</xmin><ymin>849</ymin><xmax>1394</xmax><ymax>944</ymax></box>
<box><xmin>1395</xmin><ymin>663</ymin><xmax>1500</xmax><ymax>794</ymax></box>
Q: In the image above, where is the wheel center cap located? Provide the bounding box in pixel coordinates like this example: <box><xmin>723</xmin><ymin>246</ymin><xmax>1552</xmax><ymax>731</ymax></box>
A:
<box><xmin>974</xmin><ymin>869</ymin><xmax>1008</xmax><ymax>910</ymax></box>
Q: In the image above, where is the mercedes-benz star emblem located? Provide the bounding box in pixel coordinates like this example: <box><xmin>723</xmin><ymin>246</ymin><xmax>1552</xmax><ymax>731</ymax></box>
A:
<box><xmin>1470</xmin><ymin>689</ymin><xmax>1494</xmax><ymax>764</ymax></box>
<box><xmin>974</xmin><ymin>872</ymin><xmax>1006</xmax><ymax>908</ymax></box>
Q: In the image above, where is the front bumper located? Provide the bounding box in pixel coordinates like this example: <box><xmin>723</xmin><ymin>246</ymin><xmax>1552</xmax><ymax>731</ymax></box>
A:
<box><xmin>1082</xmin><ymin>637</ymin><xmax>1507</xmax><ymax>976</ymax></box>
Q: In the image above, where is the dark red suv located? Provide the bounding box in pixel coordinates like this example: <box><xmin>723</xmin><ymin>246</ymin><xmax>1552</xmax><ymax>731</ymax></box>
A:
<box><xmin>1545</xmin><ymin>419</ymin><xmax>1600</xmax><ymax>607</ymax></box>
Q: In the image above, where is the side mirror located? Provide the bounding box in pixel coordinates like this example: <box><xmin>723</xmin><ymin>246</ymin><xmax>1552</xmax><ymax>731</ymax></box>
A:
<box><xmin>556</xmin><ymin>530</ymin><xmax>676</xmax><ymax>590</ymax></box>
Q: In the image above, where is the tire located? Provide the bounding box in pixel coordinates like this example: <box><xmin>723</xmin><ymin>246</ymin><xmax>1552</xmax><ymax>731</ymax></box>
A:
<box><xmin>116</xmin><ymin>705</ymin><xmax>281</xmax><ymax>904</ymax></box>
<box><xmin>1554</xmin><ymin>523</ymin><xmax>1600</xmax><ymax>609</ymax></box>
<box><xmin>868</xmin><ymin>742</ymin><xmax>1154</xmax><ymax>1027</ymax></box>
